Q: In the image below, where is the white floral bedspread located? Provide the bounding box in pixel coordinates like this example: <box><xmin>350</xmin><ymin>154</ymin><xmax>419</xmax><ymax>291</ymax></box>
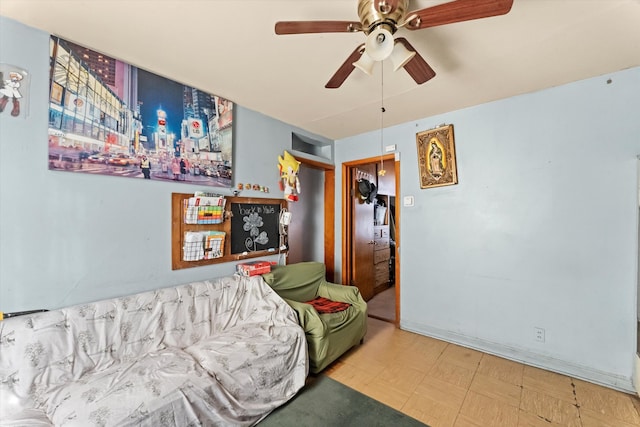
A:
<box><xmin>0</xmin><ymin>275</ymin><xmax>308</xmax><ymax>426</ymax></box>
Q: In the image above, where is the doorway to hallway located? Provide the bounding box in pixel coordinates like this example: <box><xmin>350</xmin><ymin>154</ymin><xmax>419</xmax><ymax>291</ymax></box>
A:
<box><xmin>342</xmin><ymin>154</ymin><xmax>399</xmax><ymax>325</ymax></box>
<box><xmin>287</xmin><ymin>156</ymin><xmax>336</xmax><ymax>279</ymax></box>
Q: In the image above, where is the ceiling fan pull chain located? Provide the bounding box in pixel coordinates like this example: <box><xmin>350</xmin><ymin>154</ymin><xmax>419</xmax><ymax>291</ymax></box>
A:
<box><xmin>379</xmin><ymin>65</ymin><xmax>386</xmax><ymax>176</ymax></box>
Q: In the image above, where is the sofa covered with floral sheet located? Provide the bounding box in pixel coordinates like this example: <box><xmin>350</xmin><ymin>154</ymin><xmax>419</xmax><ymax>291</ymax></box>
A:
<box><xmin>0</xmin><ymin>274</ymin><xmax>308</xmax><ymax>426</ymax></box>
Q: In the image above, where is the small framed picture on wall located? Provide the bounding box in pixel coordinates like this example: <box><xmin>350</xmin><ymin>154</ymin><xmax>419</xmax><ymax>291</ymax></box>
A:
<box><xmin>416</xmin><ymin>124</ymin><xmax>458</xmax><ymax>189</ymax></box>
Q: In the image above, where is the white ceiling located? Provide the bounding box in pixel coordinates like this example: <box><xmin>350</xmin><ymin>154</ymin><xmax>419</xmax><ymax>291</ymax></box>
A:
<box><xmin>1</xmin><ymin>0</ymin><xmax>639</xmax><ymax>140</ymax></box>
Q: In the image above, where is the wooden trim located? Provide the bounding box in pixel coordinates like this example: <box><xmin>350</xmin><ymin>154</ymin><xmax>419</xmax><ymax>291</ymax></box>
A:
<box><xmin>342</xmin><ymin>154</ymin><xmax>395</xmax><ymax>167</ymax></box>
<box><xmin>394</xmin><ymin>158</ymin><xmax>401</xmax><ymax>327</ymax></box>
<box><xmin>296</xmin><ymin>156</ymin><xmax>335</xmax><ymax>171</ymax></box>
<box><xmin>341</xmin><ymin>162</ymin><xmax>351</xmax><ymax>286</ymax></box>
<box><xmin>171</xmin><ymin>193</ymin><xmax>185</xmax><ymax>269</ymax></box>
<box><xmin>324</xmin><ymin>169</ymin><xmax>336</xmax><ymax>281</ymax></box>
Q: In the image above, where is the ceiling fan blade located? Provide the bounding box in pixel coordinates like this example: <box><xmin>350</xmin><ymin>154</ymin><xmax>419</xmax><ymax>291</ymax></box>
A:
<box><xmin>275</xmin><ymin>21</ymin><xmax>362</xmax><ymax>35</ymax></box>
<box><xmin>325</xmin><ymin>44</ymin><xmax>366</xmax><ymax>89</ymax></box>
<box><xmin>395</xmin><ymin>38</ymin><xmax>436</xmax><ymax>85</ymax></box>
<box><xmin>406</xmin><ymin>0</ymin><xmax>513</xmax><ymax>30</ymax></box>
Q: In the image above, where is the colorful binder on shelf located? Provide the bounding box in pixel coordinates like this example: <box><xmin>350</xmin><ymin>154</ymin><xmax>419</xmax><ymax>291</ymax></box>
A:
<box><xmin>183</xmin><ymin>196</ymin><xmax>226</xmax><ymax>224</ymax></box>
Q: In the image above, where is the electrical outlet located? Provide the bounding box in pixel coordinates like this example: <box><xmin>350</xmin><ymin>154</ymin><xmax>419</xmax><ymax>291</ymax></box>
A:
<box><xmin>534</xmin><ymin>327</ymin><xmax>545</xmax><ymax>343</ymax></box>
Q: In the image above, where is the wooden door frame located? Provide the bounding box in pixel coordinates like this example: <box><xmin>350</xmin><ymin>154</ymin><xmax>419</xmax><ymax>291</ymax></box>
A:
<box><xmin>342</xmin><ymin>154</ymin><xmax>400</xmax><ymax>326</ymax></box>
<box><xmin>296</xmin><ymin>156</ymin><xmax>336</xmax><ymax>281</ymax></box>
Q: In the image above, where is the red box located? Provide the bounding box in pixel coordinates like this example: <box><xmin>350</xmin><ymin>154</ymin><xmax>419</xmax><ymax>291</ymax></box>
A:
<box><xmin>236</xmin><ymin>261</ymin><xmax>272</xmax><ymax>277</ymax></box>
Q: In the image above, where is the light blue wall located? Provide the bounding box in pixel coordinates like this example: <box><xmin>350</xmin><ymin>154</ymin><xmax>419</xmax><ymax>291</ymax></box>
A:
<box><xmin>335</xmin><ymin>66</ymin><xmax>640</xmax><ymax>392</ymax></box>
<box><xmin>0</xmin><ymin>17</ymin><xmax>331</xmax><ymax>311</ymax></box>
<box><xmin>3</xmin><ymin>14</ymin><xmax>639</xmax><ymax>393</ymax></box>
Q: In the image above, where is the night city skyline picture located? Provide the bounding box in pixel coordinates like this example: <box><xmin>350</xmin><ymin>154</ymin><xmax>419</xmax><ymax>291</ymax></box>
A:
<box><xmin>47</xmin><ymin>36</ymin><xmax>234</xmax><ymax>187</ymax></box>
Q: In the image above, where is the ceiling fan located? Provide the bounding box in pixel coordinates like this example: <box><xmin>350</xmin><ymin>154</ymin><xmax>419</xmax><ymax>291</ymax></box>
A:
<box><xmin>275</xmin><ymin>0</ymin><xmax>514</xmax><ymax>88</ymax></box>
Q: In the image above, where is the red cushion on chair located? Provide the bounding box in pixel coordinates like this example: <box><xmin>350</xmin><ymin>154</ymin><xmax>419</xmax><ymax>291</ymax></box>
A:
<box><xmin>305</xmin><ymin>296</ymin><xmax>351</xmax><ymax>314</ymax></box>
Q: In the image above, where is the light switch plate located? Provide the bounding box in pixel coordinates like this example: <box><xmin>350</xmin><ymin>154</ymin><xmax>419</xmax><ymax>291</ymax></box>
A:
<box><xmin>403</xmin><ymin>196</ymin><xmax>414</xmax><ymax>207</ymax></box>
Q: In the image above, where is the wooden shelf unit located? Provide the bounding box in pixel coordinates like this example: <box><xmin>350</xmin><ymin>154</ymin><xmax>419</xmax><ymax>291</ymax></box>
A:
<box><xmin>171</xmin><ymin>193</ymin><xmax>288</xmax><ymax>270</ymax></box>
<box><xmin>373</xmin><ymin>225</ymin><xmax>390</xmax><ymax>294</ymax></box>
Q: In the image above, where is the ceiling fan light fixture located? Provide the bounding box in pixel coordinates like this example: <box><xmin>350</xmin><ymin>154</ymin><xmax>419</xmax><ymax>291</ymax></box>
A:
<box><xmin>276</xmin><ymin>0</ymin><xmax>516</xmax><ymax>88</ymax></box>
<box><xmin>353</xmin><ymin>50</ymin><xmax>376</xmax><ymax>75</ymax></box>
<box><xmin>365</xmin><ymin>27</ymin><xmax>394</xmax><ymax>61</ymax></box>
<box><xmin>390</xmin><ymin>41</ymin><xmax>416</xmax><ymax>71</ymax></box>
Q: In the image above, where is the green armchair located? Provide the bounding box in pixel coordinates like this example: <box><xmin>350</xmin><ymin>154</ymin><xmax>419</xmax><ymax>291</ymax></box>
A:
<box><xmin>261</xmin><ymin>262</ymin><xmax>367</xmax><ymax>374</ymax></box>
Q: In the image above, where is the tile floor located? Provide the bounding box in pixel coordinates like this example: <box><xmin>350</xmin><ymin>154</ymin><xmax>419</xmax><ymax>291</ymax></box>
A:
<box><xmin>366</xmin><ymin>285</ymin><xmax>396</xmax><ymax>322</ymax></box>
<box><xmin>325</xmin><ymin>317</ymin><xmax>640</xmax><ymax>427</ymax></box>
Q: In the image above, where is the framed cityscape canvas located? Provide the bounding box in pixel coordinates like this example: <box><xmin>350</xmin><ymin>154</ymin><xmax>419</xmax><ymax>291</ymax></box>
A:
<box><xmin>47</xmin><ymin>36</ymin><xmax>234</xmax><ymax>188</ymax></box>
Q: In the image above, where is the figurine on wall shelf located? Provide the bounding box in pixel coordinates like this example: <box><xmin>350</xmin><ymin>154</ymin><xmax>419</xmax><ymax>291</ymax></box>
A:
<box><xmin>278</xmin><ymin>150</ymin><xmax>301</xmax><ymax>202</ymax></box>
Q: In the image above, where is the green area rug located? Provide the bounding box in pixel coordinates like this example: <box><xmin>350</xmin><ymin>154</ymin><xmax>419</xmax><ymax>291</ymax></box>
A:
<box><xmin>259</xmin><ymin>375</ymin><xmax>428</xmax><ymax>426</ymax></box>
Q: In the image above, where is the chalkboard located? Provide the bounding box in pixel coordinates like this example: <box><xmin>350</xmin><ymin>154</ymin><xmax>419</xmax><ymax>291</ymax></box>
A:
<box><xmin>230</xmin><ymin>200</ymin><xmax>283</xmax><ymax>254</ymax></box>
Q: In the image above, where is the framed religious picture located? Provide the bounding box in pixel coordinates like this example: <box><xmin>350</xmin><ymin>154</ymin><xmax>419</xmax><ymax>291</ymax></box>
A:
<box><xmin>416</xmin><ymin>124</ymin><xmax>458</xmax><ymax>189</ymax></box>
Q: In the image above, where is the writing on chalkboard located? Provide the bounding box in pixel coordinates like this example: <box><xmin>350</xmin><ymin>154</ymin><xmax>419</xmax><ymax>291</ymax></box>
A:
<box><xmin>231</xmin><ymin>202</ymin><xmax>281</xmax><ymax>254</ymax></box>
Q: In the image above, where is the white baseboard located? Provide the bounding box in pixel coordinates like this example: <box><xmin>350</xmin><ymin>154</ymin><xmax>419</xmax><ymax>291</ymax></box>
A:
<box><xmin>633</xmin><ymin>354</ymin><xmax>640</xmax><ymax>397</ymax></box>
<box><xmin>401</xmin><ymin>320</ymin><xmax>635</xmax><ymax>394</ymax></box>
